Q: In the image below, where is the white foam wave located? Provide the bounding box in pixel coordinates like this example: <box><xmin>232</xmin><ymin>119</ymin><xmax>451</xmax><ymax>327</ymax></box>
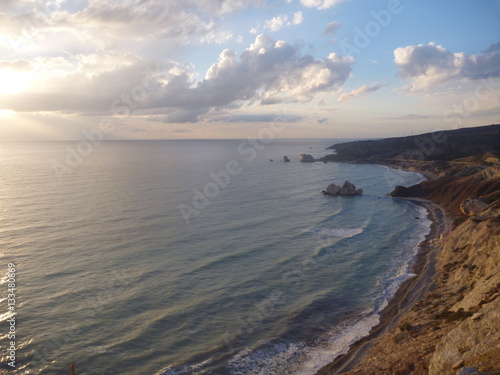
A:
<box><xmin>290</xmin><ymin>313</ymin><xmax>380</xmax><ymax>375</ymax></box>
<box><xmin>312</xmin><ymin>227</ymin><xmax>364</xmax><ymax>238</ymax></box>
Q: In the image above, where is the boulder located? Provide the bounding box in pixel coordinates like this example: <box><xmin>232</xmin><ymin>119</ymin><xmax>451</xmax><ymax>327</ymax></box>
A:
<box><xmin>460</xmin><ymin>198</ymin><xmax>489</xmax><ymax>216</ymax></box>
<box><xmin>283</xmin><ymin>156</ymin><xmax>290</xmax><ymax>162</ymax></box>
<box><xmin>322</xmin><ymin>181</ymin><xmax>363</xmax><ymax>196</ymax></box>
<box><xmin>299</xmin><ymin>154</ymin><xmax>316</xmax><ymax>162</ymax></box>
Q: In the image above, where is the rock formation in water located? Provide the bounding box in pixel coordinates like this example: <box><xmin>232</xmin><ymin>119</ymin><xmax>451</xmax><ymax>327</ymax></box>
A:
<box><xmin>283</xmin><ymin>156</ymin><xmax>290</xmax><ymax>162</ymax></box>
<box><xmin>322</xmin><ymin>181</ymin><xmax>363</xmax><ymax>196</ymax></box>
<box><xmin>299</xmin><ymin>154</ymin><xmax>316</xmax><ymax>162</ymax></box>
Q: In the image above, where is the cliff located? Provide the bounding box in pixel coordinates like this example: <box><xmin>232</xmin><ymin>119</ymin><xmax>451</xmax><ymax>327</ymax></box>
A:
<box><xmin>323</xmin><ymin>124</ymin><xmax>500</xmax><ymax>162</ymax></box>
<box><xmin>316</xmin><ymin>125</ymin><xmax>500</xmax><ymax>375</ymax></box>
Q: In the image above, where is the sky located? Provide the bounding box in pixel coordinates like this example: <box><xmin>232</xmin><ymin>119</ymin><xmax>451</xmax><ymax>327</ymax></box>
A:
<box><xmin>0</xmin><ymin>0</ymin><xmax>499</xmax><ymax>140</ymax></box>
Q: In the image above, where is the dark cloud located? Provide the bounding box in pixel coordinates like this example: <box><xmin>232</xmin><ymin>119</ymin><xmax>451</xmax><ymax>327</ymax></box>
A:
<box><xmin>323</xmin><ymin>21</ymin><xmax>340</xmax><ymax>35</ymax></box>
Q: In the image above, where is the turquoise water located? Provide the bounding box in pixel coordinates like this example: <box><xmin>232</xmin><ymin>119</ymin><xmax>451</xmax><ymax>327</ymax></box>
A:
<box><xmin>0</xmin><ymin>140</ymin><xmax>429</xmax><ymax>374</ymax></box>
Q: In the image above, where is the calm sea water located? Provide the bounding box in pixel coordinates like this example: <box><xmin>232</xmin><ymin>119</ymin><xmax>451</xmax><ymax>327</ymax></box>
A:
<box><xmin>0</xmin><ymin>140</ymin><xmax>430</xmax><ymax>375</ymax></box>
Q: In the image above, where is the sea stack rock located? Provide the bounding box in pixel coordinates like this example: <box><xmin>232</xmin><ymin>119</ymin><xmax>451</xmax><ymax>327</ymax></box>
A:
<box><xmin>283</xmin><ymin>156</ymin><xmax>290</xmax><ymax>162</ymax></box>
<box><xmin>322</xmin><ymin>181</ymin><xmax>363</xmax><ymax>196</ymax></box>
<box><xmin>299</xmin><ymin>154</ymin><xmax>316</xmax><ymax>162</ymax></box>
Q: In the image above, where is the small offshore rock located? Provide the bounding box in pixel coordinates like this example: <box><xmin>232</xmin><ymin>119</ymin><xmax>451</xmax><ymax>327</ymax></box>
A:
<box><xmin>299</xmin><ymin>154</ymin><xmax>316</xmax><ymax>162</ymax></box>
<box><xmin>323</xmin><ymin>181</ymin><xmax>363</xmax><ymax>196</ymax></box>
<box><xmin>283</xmin><ymin>156</ymin><xmax>290</xmax><ymax>162</ymax></box>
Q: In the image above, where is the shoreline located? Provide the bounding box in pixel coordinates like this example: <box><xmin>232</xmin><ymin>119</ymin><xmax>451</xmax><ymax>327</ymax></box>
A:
<box><xmin>315</xmin><ymin>170</ymin><xmax>452</xmax><ymax>375</ymax></box>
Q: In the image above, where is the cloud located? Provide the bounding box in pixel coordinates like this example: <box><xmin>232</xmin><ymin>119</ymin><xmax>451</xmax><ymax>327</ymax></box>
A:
<box><xmin>398</xmin><ymin>114</ymin><xmax>429</xmax><ymax>120</ymax></box>
<box><xmin>292</xmin><ymin>11</ymin><xmax>304</xmax><ymax>25</ymax></box>
<box><xmin>146</xmin><ymin>34</ymin><xmax>354</xmax><ymax>116</ymax></box>
<box><xmin>484</xmin><ymin>41</ymin><xmax>500</xmax><ymax>53</ymax></box>
<box><xmin>263</xmin><ymin>11</ymin><xmax>303</xmax><ymax>32</ymax></box>
<box><xmin>383</xmin><ymin>114</ymin><xmax>431</xmax><ymax>120</ymax></box>
<box><xmin>0</xmin><ymin>0</ymin><xmax>260</xmax><ymax>53</ymax></box>
<box><xmin>337</xmin><ymin>82</ymin><xmax>382</xmax><ymax>102</ymax></box>
<box><xmin>209</xmin><ymin>114</ymin><xmax>303</xmax><ymax>122</ymax></box>
<box><xmin>0</xmin><ymin>35</ymin><xmax>354</xmax><ymax>122</ymax></box>
<box><xmin>300</xmin><ymin>0</ymin><xmax>348</xmax><ymax>10</ymax></box>
<box><xmin>323</xmin><ymin>21</ymin><xmax>340</xmax><ymax>35</ymax></box>
<box><xmin>0</xmin><ymin>52</ymin><xmax>169</xmax><ymax>113</ymax></box>
<box><xmin>394</xmin><ymin>42</ymin><xmax>500</xmax><ymax>91</ymax></box>
<box><xmin>264</xmin><ymin>15</ymin><xmax>287</xmax><ymax>32</ymax></box>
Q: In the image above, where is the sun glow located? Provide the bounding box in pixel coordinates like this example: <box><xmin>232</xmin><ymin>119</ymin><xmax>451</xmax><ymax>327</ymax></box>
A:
<box><xmin>0</xmin><ymin>110</ymin><xmax>16</xmax><ymax>116</ymax></box>
<box><xmin>0</xmin><ymin>70</ymin><xmax>33</xmax><ymax>95</ymax></box>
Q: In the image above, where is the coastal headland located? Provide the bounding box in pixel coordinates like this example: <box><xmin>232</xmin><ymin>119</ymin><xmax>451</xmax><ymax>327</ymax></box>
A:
<box><xmin>316</xmin><ymin>124</ymin><xmax>500</xmax><ymax>375</ymax></box>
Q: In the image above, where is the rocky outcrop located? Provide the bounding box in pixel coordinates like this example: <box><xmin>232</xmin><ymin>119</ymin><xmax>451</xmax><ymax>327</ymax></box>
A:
<box><xmin>322</xmin><ymin>181</ymin><xmax>363</xmax><ymax>196</ymax></box>
<box><xmin>299</xmin><ymin>154</ymin><xmax>316</xmax><ymax>162</ymax></box>
<box><xmin>429</xmin><ymin>298</ymin><xmax>500</xmax><ymax>375</ymax></box>
<box><xmin>460</xmin><ymin>198</ymin><xmax>489</xmax><ymax>216</ymax></box>
<box><xmin>390</xmin><ymin>185</ymin><xmax>411</xmax><ymax>197</ymax></box>
<box><xmin>427</xmin><ymin>212</ymin><xmax>500</xmax><ymax>375</ymax></box>
<box><xmin>283</xmin><ymin>156</ymin><xmax>290</xmax><ymax>162</ymax></box>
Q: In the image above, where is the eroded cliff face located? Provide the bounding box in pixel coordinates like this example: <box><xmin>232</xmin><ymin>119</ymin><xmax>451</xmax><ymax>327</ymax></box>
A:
<box><xmin>429</xmin><ymin>209</ymin><xmax>500</xmax><ymax>375</ymax></box>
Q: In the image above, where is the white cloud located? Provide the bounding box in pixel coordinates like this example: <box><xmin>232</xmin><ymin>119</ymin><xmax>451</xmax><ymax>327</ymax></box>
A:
<box><xmin>337</xmin><ymin>82</ymin><xmax>382</xmax><ymax>102</ymax></box>
<box><xmin>262</xmin><ymin>11</ymin><xmax>303</xmax><ymax>32</ymax></box>
<box><xmin>292</xmin><ymin>11</ymin><xmax>303</xmax><ymax>25</ymax></box>
<box><xmin>394</xmin><ymin>42</ymin><xmax>500</xmax><ymax>91</ymax></box>
<box><xmin>0</xmin><ymin>17</ymin><xmax>354</xmax><ymax>123</ymax></box>
<box><xmin>148</xmin><ymin>35</ymin><xmax>354</xmax><ymax>121</ymax></box>
<box><xmin>264</xmin><ymin>15</ymin><xmax>288</xmax><ymax>32</ymax></box>
<box><xmin>0</xmin><ymin>0</ymin><xmax>264</xmax><ymax>54</ymax></box>
<box><xmin>0</xmin><ymin>34</ymin><xmax>354</xmax><ymax>123</ymax></box>
<box><xmin>300</xmin><ymin>0</ymin><xmax>348</xmax><ymax>10</ymax></box>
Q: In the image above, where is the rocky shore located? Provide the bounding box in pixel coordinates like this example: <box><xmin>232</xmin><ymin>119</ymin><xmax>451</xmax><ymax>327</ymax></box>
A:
<box><xmin>316</xmin><ymin>125</ymin><xmax>500</xmax><ymax>375</ymax></box>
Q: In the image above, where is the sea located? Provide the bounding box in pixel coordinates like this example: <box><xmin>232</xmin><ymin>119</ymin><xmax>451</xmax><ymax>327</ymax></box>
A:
<box><xmin>0</xmin><ymin>139</ymin><xmax>430</xmax><ymax>375</ymax></box>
